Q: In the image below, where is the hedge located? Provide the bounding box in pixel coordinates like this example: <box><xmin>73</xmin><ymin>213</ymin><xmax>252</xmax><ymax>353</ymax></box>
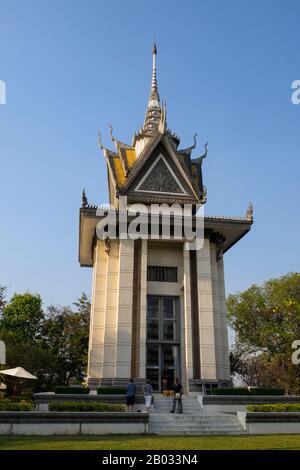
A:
<box><xmin>54</xmin><ymin>386</ymin><xmax>90</xmax><ymax>395</ymax></box>
<box><xmin>207</xmin><ymin>387</ymin><xmax>249</xmax><ymax>395</ymax></box>
<box><xmin>249</xmin><ymin>388</ymin><xmax>284</xmax><ymax>396</ymax></box>
<box><xmin>49</xmin><ymin>401</ymin><xmax>126</xmax><ymax>412</ymax></box>
<box><xmin>0</xmin><ymin>399</ymin><xmax>33</xmax><ymax>411</ymax></box>
<box><xmin>9</xmin><ymin>395</ymin><xmax>33</xmax><ymax>402</ymax></box>
<box><xmin>247</xmin><ymin>404</ymin><xmax>300</xmax><ymax>413</ymax></box>
<box><xmin>207</xmin><ymin>387</ymin><xmax>284</xmax><ymax>396</ymax></box>
<box><xmin>97</xmin><ymin>387</ymin><xmax>126</xmax><ymax>395</ymax></box>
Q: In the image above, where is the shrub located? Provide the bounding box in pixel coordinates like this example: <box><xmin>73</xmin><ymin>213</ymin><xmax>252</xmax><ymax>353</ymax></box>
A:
<box><xmin>247</xmin><ymin>404</ymin><xmax>300</xmax><ymax>412</ymax></box>
<box><xmin>0</xmin><ymin>399</ymin><xmax>33</xmax><ymax>411</ymax></box>
<box><xmin>207</xmin><ymin>387</ymin><xmax>284</xmax><ymax>396</ymax></box>
<box><xmin>54</xmin><ymin>386</ymin><xmax>90</xmax><ymax>395</ymax></box>
<box><xmin>207</xmin><ymin>387</ymin><xmax>250</xmax><ymax>395</ymax></box>
<box><xmin>9</xmin><ymin>395</ymin><xmax>33</xmax><ymax>402</ymax></box>
<box><xmin>249</xmin><ymin>388</ymin><xmax>284</xmax><ymax>396</ymax></box>
<box><xmin>49</xmin><ymin>401</ymin><xmax>126</xmax><ymax>412</ymax></box>
<box><xmin>97</xmin><ymin>387</ymin><xmax>126</xmax><ymax>395</ymax></box>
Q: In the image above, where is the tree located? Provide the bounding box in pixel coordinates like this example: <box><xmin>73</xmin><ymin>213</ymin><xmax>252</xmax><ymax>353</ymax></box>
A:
<box><xmin>2</xmin><ymin>336</ymin><xmax>59</xmax><ymax>394</ymax></box>
<box><xmin>0</xmin><ymin>290</ymin><xmax>90</xmax><ymax>391</ymax></box>
<box><xmin>228</xmin><ymin>273</ymin><xmax>300</xmax><ymax>392</ymax></box>
<box><xmin>228</xmin><ymin>273</ymin><xmax>300</xmax><ymax>354</ymax></box>
<box><xmin>42</xmin><ymin>293</ymin><xmax>90</xmax><ymax>385</ymax></box>
<box><xmin>0</xmin><ymin>293</ymin><xmax>44</xmax><ymax>343</ymax></box>
<box><xmin>230</xmin><ymin>348</ymin><xmax>300</xmax><ymax>394</ymax></box>
<box><xmin>73</xmin><ymin>292</ymin><xmax>91</xmax><ymax>322</ymax></box>
<box><xmin>0</xmin><ymin>285</ymin><xmax>6</xmax><ymax>313</ymax></box>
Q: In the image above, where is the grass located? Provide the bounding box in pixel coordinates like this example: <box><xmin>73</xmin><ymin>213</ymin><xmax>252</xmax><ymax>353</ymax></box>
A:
<box><xmin>0</xmin><ymin>434</ymin><xmax>300</xmax><ymax>450</ymax></box>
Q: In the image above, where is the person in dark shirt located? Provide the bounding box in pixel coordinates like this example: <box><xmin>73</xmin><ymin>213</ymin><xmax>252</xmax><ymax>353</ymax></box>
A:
<box><xmin>126</xmin><ymin>378</ymin><xmax>136</xmax><ymax>412</ymax></box>
<box><xmin>170</xmin><ymin>378</ymin><xmax>183</xmax><ymax>413</ymax></box>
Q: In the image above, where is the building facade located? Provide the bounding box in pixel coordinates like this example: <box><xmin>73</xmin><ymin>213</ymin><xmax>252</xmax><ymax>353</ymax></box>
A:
<box><xmin>79</xmin><ymin>45</ymin><xmax>253</xmax><ymax>393</ymax></box>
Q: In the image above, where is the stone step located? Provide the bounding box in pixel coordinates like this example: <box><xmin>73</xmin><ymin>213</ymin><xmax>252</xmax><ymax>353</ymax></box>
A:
<box><xmin>149</xmin><ymin>428</ymin><xmax>244</xmax><ymax>434</ymax></box>
<box><xmin>153</xmin><ymin>410</ymin><xmax>201</xmax><ymax>413</ymax></box>
<box><xmin>150</xmin><ymin>421</ymin><xmax>241</xmax><ymax>427</ymax></box>
<box><xmin>151</xmin><ymin>419</ymin><xmax>240</xmax><ymax>422</ymax></box>
<box><xmin>149</xmin><ymin>431</ymin><xmax>244</xmax><ymax>435</ymax></box>
<box><xmin>148</xmin><ymin>410</ymin><xmax>245</xmax><ymax>435</ymax></box>
<box><xmin>150</xmin><ymin>418</ymin><xmax>239</xmax><ymax>423</ymax></box>
<box><xmin>150</xmin><ymin>415</ymin><xmax>238</xmax><ymax>421</ymax></box>
<box><xmin>154</xmin><ymin>405</ymin><xmax>199</xmax><ymax>408</ymax></box>
<box><xmin>154</xmin><ymin>401</ymin><xmax>198</xmax><ymax>404</ymax></box>
<box><xmin>153</xmin><ymin>412</ymin><xmax>202</xmax><ymax>415</ymax></box>
<box><xmin>153</xmin><ymin>406</ymin><xmax>201</xmax><ymax>410</ymax></box>
<box><xmin>149</xmin><ymin>423</ymin><xmax>245</xmax><ymax>429</ymax></box>
<box><xmin>150</xmin><ymin>425</ymin><xmax>243</xmax><ymax>431</ymax></box>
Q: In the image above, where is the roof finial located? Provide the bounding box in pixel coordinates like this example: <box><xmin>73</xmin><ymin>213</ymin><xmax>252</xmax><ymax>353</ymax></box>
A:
<box><xmin>202</xmin><ymin>142</ymin><xmax>208</xmax><ymax>159</ymax></box>
<box><xmin>109</xmin><ymin>124</ymin><xmax>115</xmax><ymax>143</ymax></box>
<box><xmin>192</xmin><ymin>133</ymin><xmax>197</xmax><ymax>149</ymax></box>
<box><xmin>82</xmin><ymin>189</ymin><xmax>88</xmax><ymax>208</ymax></box>
<box><xmin>245</xmin><ymin>202</ymin><xmax>254</xmax><ymax>221</ymax></box>
<box><xmin>150</xmin><ymin>42</ymin><xmax>159</xmax><ymax>104</ymax></box>
<box><xmin>142</xmin><ymin>42</ymin><xmax>161</xmax><ymax>135</ymax></box>
<box><xmin>98</xmin><ymin>131</ymin><xmax>104</xmax><ymax>150</ymax></box>
<box><xmin>159</xmin><ymin>100</ymin><xmax>167</xmax><ymax>134</ymax></box>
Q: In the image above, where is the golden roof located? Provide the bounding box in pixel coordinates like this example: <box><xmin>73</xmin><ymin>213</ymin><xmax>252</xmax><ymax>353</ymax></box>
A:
<box><xmin>107</xmin><ymin>145</ymin><xmax>137</xmax><ymax>188</ymax></box>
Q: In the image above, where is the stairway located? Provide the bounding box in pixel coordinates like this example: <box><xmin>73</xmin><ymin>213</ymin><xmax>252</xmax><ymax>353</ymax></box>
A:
<box><xmin>149</xmin><ymin>395</ymin><xmax>246</xmax><ymax>435</ymax></box>
<box><xmin>152</xmin><ymin>395</ymin><xmax>202</xmax><ymax>415</ymax></box>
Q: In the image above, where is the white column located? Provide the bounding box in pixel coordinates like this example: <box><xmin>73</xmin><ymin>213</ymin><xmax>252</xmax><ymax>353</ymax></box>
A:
<box><xmin>139</xmin><ymin>240</ymin><xmax>148</xmax><ymax>379</ymax></box>
<box><xmin>210</xmin><ymin>243</ymin><xmax>225</xmax><ymax>380</ymax></box>
<box><xmin>102</xmin><ymin>240</ymin><xmax>120</xmax><ymax>379</ymax></box>
<box><xmin>115</xmin><ymin>239</ymin><xmax>135</xmax><ymax>379</ymax></box>
<box><xmin>183</xmin><ymin>243</ymin><xmax>193</xmax><ymax>388</ymax></box>
<box><xmin>196</xmin><ymin>238</ymin><xmax>217</xmax><ymax>380</ymax></box>
<box><xmin>217</xmin><ymin>256</ymin><xmax>231</xmax><ymax>380</ymax></box>
<box><xmin>88</xmin><ymin>240</ymin><xmax>108</xmax><ymax>381</ymax></box>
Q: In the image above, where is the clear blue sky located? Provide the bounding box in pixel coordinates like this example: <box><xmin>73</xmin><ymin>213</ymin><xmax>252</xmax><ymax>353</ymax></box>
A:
<box><xmin>0</xmin><ymin>0</ymin><xmax>299</xmax><ymax>308</ymax></box>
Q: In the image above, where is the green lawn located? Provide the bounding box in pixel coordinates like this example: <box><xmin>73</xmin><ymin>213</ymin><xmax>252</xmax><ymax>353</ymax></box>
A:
<box><xmin>0</xmin><ymin>434</ymin><xmax>300</xmax><ymax>450</ymax></box>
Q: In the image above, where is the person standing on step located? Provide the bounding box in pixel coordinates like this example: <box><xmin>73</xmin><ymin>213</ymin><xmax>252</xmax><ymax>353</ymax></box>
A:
<box><xmin>126</xmin><ymin>378</ymin><xmax>136</xmax><ymax>412</ymax></box>
<box><xmin>170</xmin><ymin>378</ymin><xmax>183</xmax><ymax>414</ymax></box>
<box><xmin>144</xmin><ymin>380</ymin><xmax>153</xmax><ymax>413</ymax></box>
<box><xmin>162</xmin><ymin>367</ymin><xmax>168</xmax><ymax>392</ymax></box>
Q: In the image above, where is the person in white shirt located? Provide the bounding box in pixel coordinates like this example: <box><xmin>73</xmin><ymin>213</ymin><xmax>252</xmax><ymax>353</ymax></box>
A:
<box><xmin>144</xmin><ymin>381</ymin><xmax>153</xmax><ymax>413</ymax></box>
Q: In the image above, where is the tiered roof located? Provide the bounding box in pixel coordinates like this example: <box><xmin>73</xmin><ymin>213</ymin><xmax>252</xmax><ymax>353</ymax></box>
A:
<box><xmin>98</xmin><ymin>44</ymin><xmax>208</xmax><ymax>206</ymax></box>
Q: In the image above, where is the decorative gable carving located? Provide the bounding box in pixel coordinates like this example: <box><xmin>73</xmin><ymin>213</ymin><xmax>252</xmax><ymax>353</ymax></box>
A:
<box><xmin>135</xmin><ymin>155</ymin><xmax>186</xmax><ymax>195</ymax></box>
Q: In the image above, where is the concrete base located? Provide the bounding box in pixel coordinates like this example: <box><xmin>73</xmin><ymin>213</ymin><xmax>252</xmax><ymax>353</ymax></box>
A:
<box><xmin>0</xmin><ymin>412</ymin><xmax>149</xmax><ymax>435</ymax></box>
<box><xmin>198</xmin><ymin>394</ymin><xmax>300</xmax><ymax>413</ymax></box>
<box><xmin>0</xmin><ymin>422</ymin><xmax>147</xmax><ymax>436</ymax></box>
<box><xmin>237</xmin><ymin>411</ymin><xmax>300</xmax><ymax>434</ymax></box>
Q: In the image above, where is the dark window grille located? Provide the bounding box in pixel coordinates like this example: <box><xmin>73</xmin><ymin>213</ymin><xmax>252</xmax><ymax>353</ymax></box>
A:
<box><xmin>147</xmin><ymin>266</ymin><xmax>177</xmax><ymax>283</ymax></box>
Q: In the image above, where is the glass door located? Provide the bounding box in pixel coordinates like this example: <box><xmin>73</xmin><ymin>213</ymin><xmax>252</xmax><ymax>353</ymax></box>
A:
<box><xmin>161</xmin><ymin>344</ymin><xmax>180</xmax><ymax>391</ymax></box>
<box><xmin>146</xmin><ymin>295</ymin><xmax>180</xmax><ymax>391</ymax></box>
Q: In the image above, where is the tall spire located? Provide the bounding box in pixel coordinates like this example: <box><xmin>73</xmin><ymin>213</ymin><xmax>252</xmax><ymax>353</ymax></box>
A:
<box><xmin>143</xmin><ymin>43</ymin><xmax>162</xmax><ymax>134</ymax></box>
<box><xmin>149</xmin><ymin>42</ymin><xmax>159</xmax><ymax>106</ymax></box>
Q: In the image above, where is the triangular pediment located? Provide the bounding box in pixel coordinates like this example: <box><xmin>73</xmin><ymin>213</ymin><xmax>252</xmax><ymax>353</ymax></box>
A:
<box><xmin>135</xmin><ymin>154</ymin><xmax>186</xmax><ymax>195</ymax></box>
<box><xmin>118</xmin><ymin>134</ymin><xmax>200</xmax><ymax>204</ymax></box>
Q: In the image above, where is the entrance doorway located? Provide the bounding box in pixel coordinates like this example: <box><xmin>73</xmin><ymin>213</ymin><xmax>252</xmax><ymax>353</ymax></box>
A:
<box><xmin>146</xmin><ymin>296</ymin><xmax>180</xmax><ymax>391</ymax></box>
